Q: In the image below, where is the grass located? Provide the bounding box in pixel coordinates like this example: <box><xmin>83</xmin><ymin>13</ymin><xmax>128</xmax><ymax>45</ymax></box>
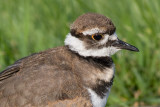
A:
<box><xmin>0</xmin><ymin>0</ymin><xmax>160</xmax><ymax>106</ymax></box>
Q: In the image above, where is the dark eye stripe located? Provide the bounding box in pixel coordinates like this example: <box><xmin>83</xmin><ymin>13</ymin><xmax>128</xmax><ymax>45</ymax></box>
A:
<box><xmin>92</xmin><ymin>34</ymin><xmax>103</xmax><ymax>41</ymax></box>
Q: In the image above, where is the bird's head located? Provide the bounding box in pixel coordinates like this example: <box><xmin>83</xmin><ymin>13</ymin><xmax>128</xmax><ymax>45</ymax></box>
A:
<box><xmin>65</xmin><ymin>13</ymin><xmax>139</xmax><ymax>57</ymax></box>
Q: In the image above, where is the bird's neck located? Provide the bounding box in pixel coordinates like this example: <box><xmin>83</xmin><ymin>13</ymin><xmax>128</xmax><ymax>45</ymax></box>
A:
<box><xmin>66</xmin><ymin>45</ymin><xmax>113</xmax><ymax>69</ymax></box>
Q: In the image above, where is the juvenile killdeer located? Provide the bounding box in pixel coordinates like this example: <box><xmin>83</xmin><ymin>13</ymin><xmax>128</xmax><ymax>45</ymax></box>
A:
<box><xmin>0</xmin><ymin>13</ymin><xmax>139</xmax><ymax>107</ymax></box>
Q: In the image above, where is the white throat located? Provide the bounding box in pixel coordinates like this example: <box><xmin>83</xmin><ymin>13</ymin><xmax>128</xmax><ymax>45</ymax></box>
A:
<box><xmin>64</xmin><ymin>33</ymin><xmax>120</xmax><ymax>57</ymax></box>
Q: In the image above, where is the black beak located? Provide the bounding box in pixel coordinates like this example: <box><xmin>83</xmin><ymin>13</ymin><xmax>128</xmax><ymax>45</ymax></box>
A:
<box><xmin>112</xmin><ymin>39</ymin><xmax>139</xmax><ymax>52</ymax></box>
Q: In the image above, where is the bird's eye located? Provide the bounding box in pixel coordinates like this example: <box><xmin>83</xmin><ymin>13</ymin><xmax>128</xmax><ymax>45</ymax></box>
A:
<box><xmin>92</xmin><ymin>34</ymin><xmax>104</xmax><ymax>41</ymax></box>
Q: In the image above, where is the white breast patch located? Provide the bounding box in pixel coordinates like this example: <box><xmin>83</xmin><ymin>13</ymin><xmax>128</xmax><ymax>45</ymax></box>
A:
<box><xmin>87</xmin><ymin>87</ymin><xmax>111</xmax><ymax>107</ymax></box>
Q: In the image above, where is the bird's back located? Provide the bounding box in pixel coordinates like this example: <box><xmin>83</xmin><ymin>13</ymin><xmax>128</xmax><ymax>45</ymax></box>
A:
<box><xmin>0</xmin><ymin>46</ymin><xmax>90</xmax><ymax>107</ymax></box>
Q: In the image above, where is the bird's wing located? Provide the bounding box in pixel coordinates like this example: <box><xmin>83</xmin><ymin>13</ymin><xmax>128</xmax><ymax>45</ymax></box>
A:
<box><xmin>0</xmin><ymin>53</ymin><xmax>38</xmax><ymax>82</ymax></box>
<box><xmin>0</xmin><ymin>62</ymin><xmax>21</xmax><ymax>81</ymax></box>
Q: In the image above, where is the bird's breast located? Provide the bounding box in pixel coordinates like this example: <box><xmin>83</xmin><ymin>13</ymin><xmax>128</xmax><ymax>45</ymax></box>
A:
<box><xmin>84</xmin><ymin>65</ymin><xmax>115</xmax><ymax>107</ymax></box>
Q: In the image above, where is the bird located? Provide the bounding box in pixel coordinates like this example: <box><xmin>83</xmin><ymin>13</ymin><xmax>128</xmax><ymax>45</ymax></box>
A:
<box><xmin>0</xmin><ymin>13</ymin><xmax>139</xmax><ymax>107</ymax></box>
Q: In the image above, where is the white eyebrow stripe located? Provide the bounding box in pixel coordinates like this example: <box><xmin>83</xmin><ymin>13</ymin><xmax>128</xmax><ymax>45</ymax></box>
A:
<box><xmin>82</xmin><ymin>28</ymin><xmax>105</xmax><ymax>35</ymax></box>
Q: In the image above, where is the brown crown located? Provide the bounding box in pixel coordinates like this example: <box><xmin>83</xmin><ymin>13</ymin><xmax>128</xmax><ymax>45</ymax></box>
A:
<box><xmin>70</xmin><ymin>13</ymin><xmax>116</xmax><ymax>35</ymax></box>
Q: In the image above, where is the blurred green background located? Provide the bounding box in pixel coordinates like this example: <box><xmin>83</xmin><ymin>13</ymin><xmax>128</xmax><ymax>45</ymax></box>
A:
<box><xmin>0</xmin><ymin>0</ymin><xmax>160</xmax><ymax>106</ymax></box>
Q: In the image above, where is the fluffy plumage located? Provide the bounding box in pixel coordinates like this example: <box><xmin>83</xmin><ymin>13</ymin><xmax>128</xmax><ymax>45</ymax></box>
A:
<box><xmin>0</xmin><ymin>13</ymin><xmax>138</xmax><ymax>107</ymax></box>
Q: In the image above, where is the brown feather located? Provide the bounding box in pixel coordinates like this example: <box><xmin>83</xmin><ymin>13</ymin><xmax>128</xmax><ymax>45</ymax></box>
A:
<box><xmin>70</xmin><ymin>13</ymin><xmax>116</xmax><ymax>35</ymax></box>
<box><xmin>0</xmin><ymin>46</ymin><xmax>114</xmax><ymax>106</ymax></box>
